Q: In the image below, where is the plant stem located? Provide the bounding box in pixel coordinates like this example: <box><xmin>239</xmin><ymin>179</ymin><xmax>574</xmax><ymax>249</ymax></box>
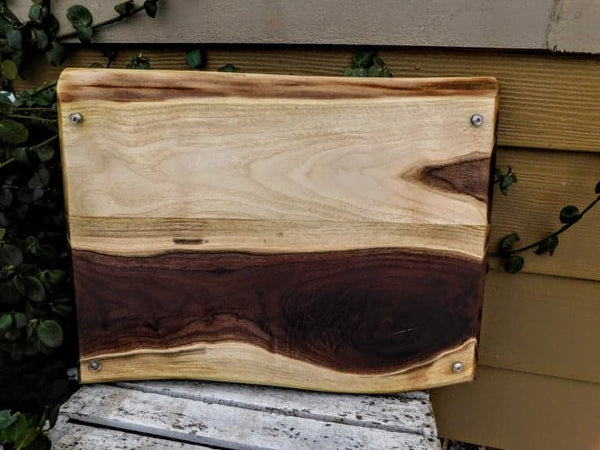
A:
<box><xmin>0</xmin><ymin>1</ymin><xmax>23</xmax><ymax>27</ymax></box>
<box><xmin>0</xmin><ymin>157</ymin><xmax>15</xmax><ymax>170</ymax></box>
<box><xmin>511</xmin><ymin>195</ymin><xmax>600</xmax><ymax>254</ymax></box>
<box><xmin>16</xmin><ymin>107</ymin><xmax>56</xmax><ymax>113</ymax></box>
<box><xmin>7</xmin><ymin>115</ymin><xmax>57</xmax><ymax>123</ymax></box>
<box><xmin>17</xmin><ymin>81</ymin><xmax>58</xmax><ymax>101</ymax></box>
<box><xmin>30</xmin><ymin>135</ymin><xmax>58</xmax><ymax>149</ymax></box>
<box><xmin>56</xmin><ymin>6</ymin><xmax>145</xmax><ymax>41</ymax></box>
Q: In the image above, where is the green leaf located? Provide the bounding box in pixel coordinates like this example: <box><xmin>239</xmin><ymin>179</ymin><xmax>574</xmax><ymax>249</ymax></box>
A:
<box><xmin>26</xmin><ymin>434</ymin><xmax>52</xmax><ymax>450</ymax></box>
<box><xmin>1</xmin><ymin>59</ymin><xmax>18</xmax><ymax>81</ymax></box>
<box><xmin>343</xmin><ymin>67</ymin><xmax>357</xmax><ymax>77</ymax></box>
<box><xmin>37</xmin><ymin>320</ymin><xmax>63</xmax><ymax>348</ymax></box>
<box><xmin>186</xmin><ymin>49</ymin><xmax>206</xmax><ymax>69</ymax></box>
<box><xmin>126</xmin><ymin>53</ymin><xmax>151</xmax><ymax>70</ymax></box>
<box><xmin>0</xmin><ymin>228</ymin><xmax>5</xmax><ymax>240</ymax></box>
<box><xmin>595</xmin><ymin>180</ymin><xmax>600</xmax><ymax>194</ymax></box>
<box><xmin>0</xmin><ymin>92</ymin><xmax>15</xmax><ymax>115</ymax></box>
<box><xmin>504</xmin><ymin>255</ymin><xmax>524</xmax><ymax>274</ymax></box>
<box><xmin>29</xmin><ymin>4</ymin><xmax>43</xmax><ymax>22</ymax></box>
<box><xmin>6</xmin><ymin>29</ymin><xmax>22</xmax><ymax>50</ymax></box>
<box><xmin>24</xmin><ymin>275</ymin><xmax>46</xmax><ymax>302</ymax></box>
<box><xmin>0</xmin><ymin>190</ymin><xmax>13</xmax><ymax>208</ymax></box>
<box><xmin>1</xmin><ymin>412</ymin><xmax>27</xmax><ymax>443</ymax></box>
<box><xmin>0</xmin><ymin>313</ymin><xmax>13</xmax><ymax>334</ymax></box>
<box><xmin>499</xmin><ymin>232</ymin><xmax>520</xmax><ymax>256</ymax></box>
<box><xmin>352</xmin><ymin>51</ymin><xmax>376</xmax><ymax>68</ymax></box>
<box><xmin>14</xmin><ymin>147</ymin><xmax>30</xmax><ymax>165</ymax></box>
<box><xmin>16</xmin><ymin>427</ymin><xmax>39</xmax><ymax>450</ymax></box>
<box><xmin>559</xmin><ymin>205</ymin><xmax>580</xmax><ymax>224</ymax></box>
<box><xmin>534</xmin><ymin>235</ymin><xmax>559</xmax><ymax>256</ymax></box>
<box><xmin>66</xmin><ymin>5</ymin><xmax>93</xmax><ymax>28</ymax></box>
<box><xmin>0</xmin><ymin>277</ymin><xmax>24</xmax><ymax>305</ymax></box>
<box><xmin>36</xmin><ymin>145</ymin><xmax>55</xmax><ymax>162</ymax></box>
<box><xmin>12</xmin><ymin>312</ymin><xmax>27</xmax><ymax>329</ymax></box>
<box><xmin>0</xmin><ymin>17</ymin><xmax>12</xmax><ymax>35</ymax></box>
<box><xmin>41</xmin><ymin>269</ymin><xmax>66</xmax><ymax>287</ymax></box>
<box><xmin>144</xmin><ymin>0</ymin><xmax>158</xmax><ymax>18</ymax></box>
<box><xmin>89</xmin><ymin>62</ymin><xmax>103</xmax><ymax>68</ymax></box>
<box><xmin>115</xmin><ymin>1</ymin><xmax>136</xmax><ymax>16</ymax></box>
<box><xmin>0</xmin><ymin>410</ymin><xmax>18</xmax><ymax>430</ymax></box>
<box><xmin>45</xmin><ymin>41</ymin><xmax>66</xmax><ymax>67</ymax></box>
<box><xmin>32</xmin><ymin>28</ymin><xmax>49</xmax><ymax>50</ymax></box>
<box><xmin>0</xmin><ymin>244</ymin><xmax>23</xmax><ymax>265</ymax></box>
<box><xmin>218</xmin><ymin>63</ymin><xmax>238</xmax><ymax>72</ymax></box>
<box><xmin>74</xmin><ymin>25</ymin><xmax>93</xmax><ymax>43</ymax></box>
<box><xmin>0</xmin><ymin>119</ymin><xmax>27</xmax><ymax>144</ymax></box>
<box><xmin>45</xmin><ymin>14</ymin><xmax>60</xmax><ymax>39</ymax></box>
<box><xmin>47</xmin><ymin>405</ymin><xmax>60</xmax><ymax>428</ymax></box>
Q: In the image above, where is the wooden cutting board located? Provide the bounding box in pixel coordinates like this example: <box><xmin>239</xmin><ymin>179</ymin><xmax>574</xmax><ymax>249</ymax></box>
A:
<box><xmin>58</xmin><ymin>69</ymin><xmax>498</xmax><ymax>393</ymax></box>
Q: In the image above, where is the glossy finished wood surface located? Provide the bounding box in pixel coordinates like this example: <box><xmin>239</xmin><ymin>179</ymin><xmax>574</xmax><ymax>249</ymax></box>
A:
<box><xmin>58</xmin><ymin>70</ymin><xmax>497</xmax><ymax>392</ymax></box>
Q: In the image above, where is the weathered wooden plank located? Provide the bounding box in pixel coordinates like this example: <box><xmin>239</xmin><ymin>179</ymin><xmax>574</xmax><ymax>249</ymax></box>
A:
<box><xmin>480</xmin><ymin>271</ymin><xmax>600</xmax><ymax>383</ymax></box>
<box><xmin>61</xmin><ymin>384</ymin><xmax>441</xmax><ymax>449</ymax></box>
<box><xmin>431</xmin><ymin>366</ymin><xmax>600</xmax><ymax>450</ymax></box>
<box><xmin>116</xmin><ymin>380</ymin><xmax>437</xmax><ymax>438</ymax></box>
<box><xmin>49</xmin><ymin>417</ymin><xmax>209</xmax><ymax>449</ymax></box>
<box><xmin>489</xmin><ymin>147</ymin><xmax>600</xmax><ymax>280</ymax></box>
<box><xmin>9</xmin><ymin>0</ymin><xmax>560</xmax><ymax>50</ymax></box>
<box><xmin>20</xmin><ymin>48</ymin><xmax>600</xmax><ymax>152</ymax></box>
<box><xmin>59</xmin><ymin>70</ymin><xmax>494</xmax><ymax>391</ymax></box>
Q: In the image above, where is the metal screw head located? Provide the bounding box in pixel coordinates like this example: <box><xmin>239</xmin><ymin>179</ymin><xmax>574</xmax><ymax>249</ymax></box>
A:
<box><xmin>452</xmin><ymin>361</ymin><xmax>464</xmax><ymax>373</ymax></box>
<box><xmin>88</xmin><ymin>359</ymin><xmax>101</xmax><ymax>372</ymax></box>
<box><xmin>69</xmin><ymin>112</ymin><xmax>83</xmax><ymax>124</ymax></box>
<box><xmin>471</xmin><ymin>113</ymin><xmax>484</xmax><ymax>127</ymax></box>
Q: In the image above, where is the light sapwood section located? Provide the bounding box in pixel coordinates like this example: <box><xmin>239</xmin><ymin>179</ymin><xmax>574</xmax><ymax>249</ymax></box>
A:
<box><xmin>489</xmin><ymin>147</ymin><xmax>600</xmax><ymax>280</ymax></box>
<box><xmin>9</xmin><ymin>0</ymin><xmax>568</xmax><ymax>51</ymax></box>
<box><xmin>78</xmin><ymin>338</ymin><xmax>477</xmax><ymax>393</ymax></box>
<box><xmin>24</xmin><ymin>48</ymin><xmax>600</xmax><ymax>152</ymax></box>
<box><xmin>116</xmin><ymin>380</ymin><xmax>436</xmax><ymax>437</ymax></box>
<box><xmin>431</xmin><ymin>366</ymin><xmax>600</xmax><ymax>450</ymax></box>
<box><xmin>58</xmin><ymin>70</ymin><xmax>496</xmax><ymax>226</ymax></box>
<box><xmin>68</xmin><ymin>218</ymin><xmax>488</xmax><ymax>260</ymax></box>
<box><xmin>60</xmin><ymin>384</ymin><xmax>441</xmax><ymax>449</ymax></box>
<box><xmin>480</xmin><ymin>271</ymin><xmax>600</xmax><ymax>383</ymax></box>
<box><xmin>49</xmin><ymin>417</ymin><xmax>209</xmax><ymax>450</ymax></box>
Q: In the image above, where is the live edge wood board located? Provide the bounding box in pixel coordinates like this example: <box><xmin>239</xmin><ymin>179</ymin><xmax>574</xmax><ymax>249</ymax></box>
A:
<box><xmin>57</xmin><ymin>69</ymin><xmax>498</xmax><ymax>393</ymax></box>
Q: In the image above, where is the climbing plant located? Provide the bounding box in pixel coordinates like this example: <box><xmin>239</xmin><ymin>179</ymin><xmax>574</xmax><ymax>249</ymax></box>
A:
<box><xmin>0</xmin><ymin>2</ymin><xmax>158</xmax><ymax>449</ymax></box>
<box><xmin>0</xmin><ymin>3</ymin><xmax>598</xmax><ymax>445</ymax></box>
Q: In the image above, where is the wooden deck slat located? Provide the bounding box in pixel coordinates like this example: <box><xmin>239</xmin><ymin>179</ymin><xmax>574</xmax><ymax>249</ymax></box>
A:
<box><xmin>116</xmin><ymin>381</ymin><xmax>436</xmax><ymax>437</ymax></box>
<box><xmin>49</xmin><ymin>417</ymin><xmax>211</xmax><ymax>449</ymax></box>
<box><xmin>56</xmin><ymin>383</ymin><xmax>440</xmax><ymax>449</ymax></box>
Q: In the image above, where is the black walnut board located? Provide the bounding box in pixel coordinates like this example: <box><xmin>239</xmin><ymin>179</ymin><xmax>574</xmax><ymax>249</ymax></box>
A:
<box><xmin>57</xmin><ymin>69</ymin><xmax>498</xmax><ymax>393</ymax></box>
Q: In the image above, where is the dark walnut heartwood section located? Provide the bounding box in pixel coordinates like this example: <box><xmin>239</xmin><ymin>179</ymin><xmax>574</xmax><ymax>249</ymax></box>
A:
<box><xmin>57</xmin><ymin>69</ymin><xmax>498</xmax><ymax>393</ymax></box>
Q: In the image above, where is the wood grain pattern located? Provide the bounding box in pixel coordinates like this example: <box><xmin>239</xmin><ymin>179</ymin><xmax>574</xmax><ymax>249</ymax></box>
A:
<box><xmin>22</xmin><ymin>47</ymin><xmax>600</xmax><ymax>152</ymax></box>
<box><xmin>79</xmin><ymin>339</ymin><xmax>476</xmax><ymax>393</ymax></box>
<box><xmin>68</xmin><ymin>218</ymin><xmax>489</xmax><ymax>259</ymax></box>
<box><xmin>59</xmin><ymin>71</ymin><xmax>496</xmax><ymax>391</ymax></box>
<box><xmin>59</xmin><ymin>70</ymin><xmax>496</xmax><ymax>226</ymax></box>
<box><xmin>73</xmin><ymin>248</ymin><xmax>483</xmax><ymax>372</ymax></box>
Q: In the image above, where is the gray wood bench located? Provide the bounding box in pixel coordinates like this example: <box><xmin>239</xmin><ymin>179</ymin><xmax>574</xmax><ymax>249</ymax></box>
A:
<box><xmin>49</xmin><ymin>381</ymin><xmax>441</xmax><ymax>449</ymax></box>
